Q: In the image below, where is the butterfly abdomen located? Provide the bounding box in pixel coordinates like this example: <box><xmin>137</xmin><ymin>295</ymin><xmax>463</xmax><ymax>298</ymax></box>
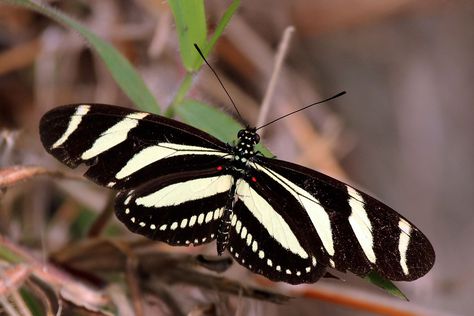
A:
<box><xmin>217</xmin><ymin>181</ymin><xmax>238</xmax><ymax>255</ymax></box>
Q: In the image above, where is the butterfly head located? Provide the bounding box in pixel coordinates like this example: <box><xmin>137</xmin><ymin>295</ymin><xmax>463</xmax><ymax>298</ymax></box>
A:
<box><xmin>237</xmin><ymin>127</ymin><xmax>260</xmax><ymax>145</ymax></box>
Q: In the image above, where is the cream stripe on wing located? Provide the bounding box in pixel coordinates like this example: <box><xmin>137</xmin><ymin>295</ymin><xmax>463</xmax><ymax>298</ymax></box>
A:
<box><xmin>52</xmin><ymin>105</ymin><xmax>90</xmax><ymax>149</ymax></box>
<box><xmin>81</xmin><ymin>112</ymin><xmax>148</xmax><ymax>160</ymax></box>
<box><xmin>116</xmin><ymin>143</ymin><xmax>229</xmax><ymax>179</ymax></box>
<box><xmin>236</xmin><ymin>179</ymin><xmax>309</xmax><ymax>259</ymax></box>
<box><xmin>253</xmin><ymin>163</ymin><xmax>334</xmax><ymax>256</ymax></box>
<box><xmin>398</xmin><ymin>218</ymin><xmax>412</xmax><ymax>275</ymax></box>
<box><xmin>135</xmin><ymin>175</ymin><xmax>233</xmax><ymax>208</ymax></box>
<box><xmin>347</xmin><ymin>186</ymin><xmax>376</xmax><ymax>264</ymax></box>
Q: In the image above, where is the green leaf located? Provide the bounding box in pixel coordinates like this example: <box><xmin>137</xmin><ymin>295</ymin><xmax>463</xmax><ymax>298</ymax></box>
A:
<box><xmin>2</xmin><ymin>0</ymin><xmax>159</xmax><ymax>113</ymax></box>
<box><xmin>176</xmin><ymin>99</ymin><xmax>272</xmax><ymax>157</ymax></box>
<box><xmin>20</xmin><ymin>287</ymin><xmax>45</xmax><ymax>315</ymax></box>
<box><xmin>166</xmin><ymin>0</ymin><xmax>240</xmax><ymax>117</ymax></box>
<box><xmin>168</xmin><ymin>0</ymin><xmax>207</xmax><ymax>72</ymax></box>
<box><xmin>201</xmin><ymin>0</ymin><xmax>240</xmax><ymax>60</ymax></box>
<box><xmin>0</xmin><ymin>244</ymin><xmax>23</xmax><ymax>263</ymax></box>
<box><xmin>364</xmin><ymin>271</ymin><xmax>408</xmax><ymax>300</ymax></box>
<box><xmin>70</xmin><ymin>208</ymin><xmax>97</xmax><ymax>240</ymax></box>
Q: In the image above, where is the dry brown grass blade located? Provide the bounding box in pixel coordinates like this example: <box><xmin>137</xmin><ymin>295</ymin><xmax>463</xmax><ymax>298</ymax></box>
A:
<box><xmin>299</xmin><ymin>286</ymin><xmax>416</xmax><ymax>316</ymax></box>
<box><xmin>25</xmin><ymin>277</ymin><xmax>59</xmax><ymax>316</ymax></box>
<box><xmin>254</xmin><ymin>276</ymin><xmax>440</xmax><ymax>316</ymax></box>
<box><xmin>256</xmin><ymin>26</ymin><xmax>295</xmax><ymax>131</ymax></box>
<box><xmin>0</xmin><ymin>264</ymin><xmax>31</xmax><ymax>296</ymax></box>
<box><xmin>0</xmin><ymin>166</ymin><xmax>50</xmax><ymax>189</ymax></box>
<box><xmin>52</xmin><ymin>238</ymin><xmax>289</xmax><ymax>304</ymax></box>
<box><xmin>0</xmin><ymin>38</ymin><xmax>40</xmax><ymax>76</ymax></box>
<box><xmin>151</xmin><ymin>268</ymin><xmax>289</xmax><ymax>304</ymax></box>
<box><xmin>107</xmin><ymin>240</ymin><xmax>144</xmax><ymax>316</ymax></box>
<box><xmin>8</xmin><ymin>289</ymin><xmax>34</xmax><ymax>316</ymax></box>
<box><xmin>0</xmin><ymin>237</ymin><xmax>109</xmax><ymax>313</ymax></box>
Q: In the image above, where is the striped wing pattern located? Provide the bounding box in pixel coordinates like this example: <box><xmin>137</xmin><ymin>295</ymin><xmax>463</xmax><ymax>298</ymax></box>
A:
<box><xmin>39</xmin><ymin>104</ymin><xmax>435</xmax><ymax>284</ymax></box>
<box><xmin>40</xmin><ymin>104</ymin><xmax>229</xmax><ymax>190</ymax></box>
<box><xmin>228</xmin><ymin>178</ymin><xmax>327</xmax><ymax>283</ymax></box>
<box><xmin>253</xmin><ymin>157</ymin><xmax>435</xmax><ymax>281</ymax></box>
<box><xmin>115</xmin><ymin>169</ymin><xmax>232</xmax><ymax>246</ymax></box>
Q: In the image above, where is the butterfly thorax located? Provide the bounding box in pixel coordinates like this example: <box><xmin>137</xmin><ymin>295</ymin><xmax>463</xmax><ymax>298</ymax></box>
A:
<box><xmin>232</xmin><ymin>128</ymin><xmax>260</xmax><ymax>167</ymax></box>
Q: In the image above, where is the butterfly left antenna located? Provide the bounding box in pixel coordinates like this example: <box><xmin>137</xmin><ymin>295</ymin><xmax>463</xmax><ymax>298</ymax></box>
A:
<box><xmin>194</xmin><ymin>44</ymin><xmax>244</xmax><ymax>123</ymax></box>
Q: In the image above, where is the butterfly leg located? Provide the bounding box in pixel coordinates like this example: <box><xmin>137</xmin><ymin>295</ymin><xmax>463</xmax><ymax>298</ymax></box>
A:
<box><xmin>217</xmin><ymin>179</ymin><xmax>238</xmax><ymax>255</ymax></box>
<box><xmin>255</xmin><ymin>151</ymin><xmax>276</xmax><ymax>159</ymax></box>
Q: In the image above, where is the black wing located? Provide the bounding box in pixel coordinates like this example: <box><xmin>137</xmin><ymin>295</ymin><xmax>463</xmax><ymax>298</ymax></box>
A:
<box><xmin>228</xmin><ymin>178</ymin><xmax>327</xmax><ymax>284</ymax></box>
<box><xmin>39</xmin><ymin>104</ymin><xmax>230</xmax><ymax>190</ymax></box>
<box><xmin>114</xmin><ymin>168</ymin><xmax>233</xmax><ymax>245</ymax></box>
<box><xmin>249</xmin><ymin>156</ymin><xmax>435</xmax><ymax>281</ymax></box>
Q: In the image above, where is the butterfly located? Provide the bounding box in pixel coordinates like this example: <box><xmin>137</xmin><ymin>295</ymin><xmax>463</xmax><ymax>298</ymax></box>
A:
<box><xmin>39</xmin><ymin>101</ymin><xmax>435</xmax><ymax>285</ymax></box>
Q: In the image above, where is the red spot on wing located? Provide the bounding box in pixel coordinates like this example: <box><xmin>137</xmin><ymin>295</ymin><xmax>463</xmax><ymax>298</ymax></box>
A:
<box><xmin>251</xmin><ymin>176</ymin><xmax>257</xmax><ymax>182</ymax></box>
<box><xmin>217</xmin><ymin>166</ymin><xmax>223</xmax><ymax>171</ymax></box>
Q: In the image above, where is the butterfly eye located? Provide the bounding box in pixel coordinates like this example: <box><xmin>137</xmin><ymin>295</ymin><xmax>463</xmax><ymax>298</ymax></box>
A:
<box><xmin>238</xmin><ymin>130</ymin><xmax>245</xmax><ymax>138</ymax></box>
<box><xmin>254</xmin><ymin>134</ymin><xmax>260</xmax><ymax>144</ymax></box>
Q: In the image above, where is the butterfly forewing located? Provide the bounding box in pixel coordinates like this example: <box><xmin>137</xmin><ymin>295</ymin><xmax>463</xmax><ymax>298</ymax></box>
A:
<box><xmin>115</xmin><ymin>168</ymin><xmax>233</xmax><ymax>245</ymax></box>
<box><xmin>39</xmin><ymin>104</ymin><xmax>229</xmax><ymax>189</ymax></box>
<box><xmin>253</xmin><ymin>156</ymin><xmax>435</xmax><ymax>281</ymax></box>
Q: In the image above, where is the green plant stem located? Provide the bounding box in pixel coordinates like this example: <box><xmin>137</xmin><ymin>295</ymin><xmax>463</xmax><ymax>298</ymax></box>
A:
<box><xmin>165</xmin><ymin>73</ymin><xmax>194</xmax><ymax>118</ymax></box>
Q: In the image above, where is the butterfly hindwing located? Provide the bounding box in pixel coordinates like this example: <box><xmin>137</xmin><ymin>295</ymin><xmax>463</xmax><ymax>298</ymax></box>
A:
<box><xmin>39</xmin><ymin>104</ymin><xmax>229</xmax><ymax>190</ymax></box>
<box><xmin>115</xmin><ymin>168</ymin><xmax>233</xmax><ymax>245</ymax></box>
<box><xmin>253</xmin><ymin>156</ymin><xmax>435</xmax><ymax>281</ymax></box>
<box><xmin>227</xmin><ymin>178</ymin><xmax>327</xmax><ymax>284</ymax></box>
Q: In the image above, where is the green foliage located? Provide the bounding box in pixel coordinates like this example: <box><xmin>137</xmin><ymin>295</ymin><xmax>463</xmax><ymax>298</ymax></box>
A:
<box><xmin>20</xmin><ymin>287</ymin><xmax>45</xmax><ymax>315</ymax></box>
<box><xmin>0</xmin><ymin>245</ymin><xmax>23</xmax><ymax>263</ymax></box>
<box><xmin>177</xmin><ymin>99</ymin><xmax>241</xmax><ymax>143</ymax></box>
<box><xmin>364</xmin><ymin>271</ymin><xmax>408</xmax><ymax>300</ymax></box>
<box><xmin>70</xmin><ymin>208</ymin><xmax>96</xmax><ymax>240</ymax></box>
<box><xmin>168</xmin><ymin>0</ymin><xmax>207</xmax><ymax>71</ymax></box>
<box><xmin>165</xmin><ymin>0</ymin><xmax>240</xmax><ymax>116</ymax></box>
<box><xmin>177</xmin><ymin>99</ymin><xmax>272</xmax><ymax>157</ymax></box>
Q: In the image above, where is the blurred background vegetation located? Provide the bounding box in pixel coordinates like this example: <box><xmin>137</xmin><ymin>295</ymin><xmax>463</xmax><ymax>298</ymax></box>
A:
<box><xmin>0</xmin><ymin>0</ymin><xmax>472</xmax><ymax>315</ymax></box>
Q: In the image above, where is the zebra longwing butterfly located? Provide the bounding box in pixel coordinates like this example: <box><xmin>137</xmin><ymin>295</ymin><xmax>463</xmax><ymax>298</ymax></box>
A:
<box><xmin>39</xmin><ymin>103</ymin><xmax>435</xmax><ymax>284</ymax></box>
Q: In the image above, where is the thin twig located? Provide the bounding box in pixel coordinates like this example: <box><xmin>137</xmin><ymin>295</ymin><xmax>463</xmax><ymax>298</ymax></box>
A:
<box><xmin>152</xmin><ymin>268</ymin><xmax>289</xmax><ymax>304</ymax></box>
<box><xmin>10</xmin><ymin>290</ymin><xmax>33</xmax><ymax>316</ymax></box>
<box><xmin>0</xmin><ymin>166</ymin><xmax>86</xmax><ymax>189</ymax></box>
<box><xmin>256</xmin><ymin>26</ymin><xmax>295</xmax><ymax>133</ymax></box>
<box><xmin>142</xmin><ymin>283</ymin><xmax>185</xmax><ymax>316</ymax></box>
<box><xmin>87</xmin><ymin>192</ymin><xmax>116</xmax><ymax>238</ymax></box>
